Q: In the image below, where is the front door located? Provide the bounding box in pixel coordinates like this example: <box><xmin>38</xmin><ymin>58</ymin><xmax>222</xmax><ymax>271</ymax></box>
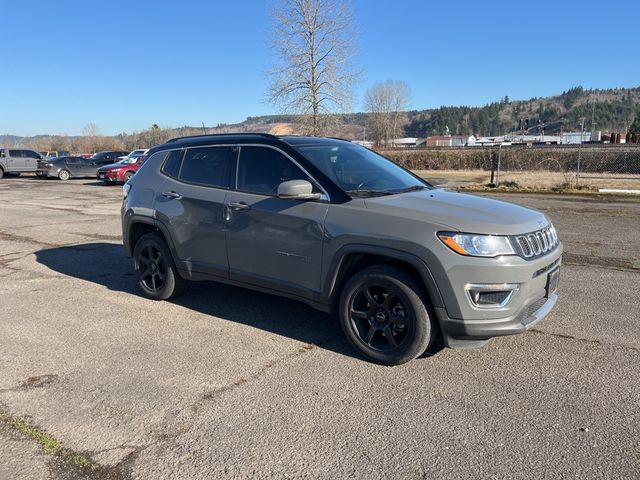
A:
<box><xmin>225</xmin><ymin>145</ymin><xmax>328</xmax><ymax>298</ymax></box>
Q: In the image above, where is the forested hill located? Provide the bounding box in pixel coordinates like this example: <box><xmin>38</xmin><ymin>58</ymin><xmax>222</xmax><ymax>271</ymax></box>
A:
<box><xmin>240</xmin><ymin>86</ymin><xmax>640</xmax><ymax>137</ymax></box>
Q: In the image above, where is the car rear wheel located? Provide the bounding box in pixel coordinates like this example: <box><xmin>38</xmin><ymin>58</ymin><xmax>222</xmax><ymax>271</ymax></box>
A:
<box><xmin>339</xmin><ymin>265</ymin><xmax>435</xmax><ymax>365</ymax></box>
<box><xmin>133</xmin><ymin>232</ymin><xmax>186</xmax><ymax>300</ymax></box>
<box><xmin>0</xmin><ymin>167</ymin><xmax>4</xmax><ymax>179</ymax></box>
<box><xmin>58</xmin><ymin>169</ymin><xmax>70</xmax><ymax>181</ymax></box>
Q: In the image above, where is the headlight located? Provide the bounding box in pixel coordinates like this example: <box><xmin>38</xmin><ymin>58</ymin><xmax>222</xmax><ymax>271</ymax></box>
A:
<box><xmin>437</xmin><ymin>232</ymin><xmax>515</xmax><ymax>257</ymax></box>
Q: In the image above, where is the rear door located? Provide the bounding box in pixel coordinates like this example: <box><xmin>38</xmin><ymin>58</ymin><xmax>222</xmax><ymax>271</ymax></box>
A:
<box><xmin>64</xmin><ymin>157</ymin><xmax>83</xmax><ymax>176</ymax></box>
<box><xmin>8</xmin><ymin>150</ymin><xmax>26</xmax><ymax>171</ymax></box>
<box><xmin>224</xmin><ymin>145</ymin><xmax>328</xmax><ymax>297</ymax></box>
<box><xmin>154</xmin><ymin>146</ymin><xmax>236</xmax><ymax>279</ymax></box>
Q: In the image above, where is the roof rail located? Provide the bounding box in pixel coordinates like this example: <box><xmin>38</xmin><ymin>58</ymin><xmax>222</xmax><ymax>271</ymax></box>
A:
<box><xmin>166</xmin><ymin>132</ymin><xmax>280</xmax><ymax>143</ymax></box>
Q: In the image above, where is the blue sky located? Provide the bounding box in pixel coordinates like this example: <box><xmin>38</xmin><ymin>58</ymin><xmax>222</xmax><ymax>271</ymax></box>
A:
<box><xmin>2</xmin><ymin>0</ymin><xmax>638</xmax><ymax>136</ymax></box>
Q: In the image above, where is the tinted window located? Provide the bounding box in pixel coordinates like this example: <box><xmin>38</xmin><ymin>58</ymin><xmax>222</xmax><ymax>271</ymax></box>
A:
<box><xmin>179</xmin><ymin>146</ymin><xmax>234</xmax><ymax>188</ymax></box>
<box><xmin>162</xmin><ymin>150</ymin><xmax>183</xmax><ymax>179</ymax></box>
<box><xmin>25</xmin><ymin>150</ymin><xmax>41</xmax><ymax>159</ymax></box>
<box><xmin>9</xmin><ymin>150</ymin><xmax>24</xmax><ymax>158</ymax></box>
<box><xmin>237</xmin><ymin>146</ymin><xmax>308</xmax><ymax>195</ymax></box>
<box><xmin>294</xmin><ymin>142</ymin><xmax>429</xmax><ymax>194</ymax></box>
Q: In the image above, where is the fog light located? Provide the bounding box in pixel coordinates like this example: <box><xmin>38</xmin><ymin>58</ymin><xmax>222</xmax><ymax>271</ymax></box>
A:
<box><xmin>466</xmin><ymin>283</ymin><xmax>519</xmax><ymax>308</ymax></box>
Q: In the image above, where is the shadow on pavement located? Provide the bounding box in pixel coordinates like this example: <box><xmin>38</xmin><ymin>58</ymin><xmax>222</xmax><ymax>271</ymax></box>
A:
<box><xmin>36</xmin><ymin>242</ymin><xmax>360</xmax><ymax>359</ymax></box>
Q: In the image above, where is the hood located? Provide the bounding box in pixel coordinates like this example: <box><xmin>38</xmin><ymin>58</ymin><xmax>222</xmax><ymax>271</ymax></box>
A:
<box><xmin>98</xmin><ymin>163</ymin><xmax>124</xmax><ymax>170</ymax></box>
<box><xmin>363</xmin><ymin>189</ymin><xmax>548</xmax><ymax>235</ymax></box>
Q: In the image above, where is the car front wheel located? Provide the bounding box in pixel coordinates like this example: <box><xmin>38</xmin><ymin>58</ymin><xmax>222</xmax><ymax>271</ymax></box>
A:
<box><xmin>58</xmin><ymin>169</ymin><xmax>70</xmax><ymax>181</ymax></box>
<box><xmin>133</xmin><ymin>232</ymin><xmax>186</xmax><ymax>300</ymax></box>
<box><xmin>339</xmin><ymin>265</ymin><xmax>435</xmax><ymax>365</ymax></box>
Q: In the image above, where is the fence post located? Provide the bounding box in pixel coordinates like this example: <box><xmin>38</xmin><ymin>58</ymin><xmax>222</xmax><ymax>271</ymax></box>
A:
<box><xmin>496</xmin><ymin>143</ymin><xmax>502</xmax><ymax>187</ymax></box>
<box><xmin>576</xmin><ymin>142</ymin><xmax>582</xmax><ymax>186</ymax></box>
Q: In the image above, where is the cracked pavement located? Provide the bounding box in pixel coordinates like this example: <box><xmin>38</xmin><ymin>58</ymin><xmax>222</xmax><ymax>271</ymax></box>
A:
<box><xmin>0</xmin><ymin>177</ymin><xmax>639</xmax><ymax>479</ymax></box>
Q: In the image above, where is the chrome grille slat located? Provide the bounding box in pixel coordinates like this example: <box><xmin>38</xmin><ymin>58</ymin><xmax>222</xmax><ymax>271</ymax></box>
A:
<box><xmin>516</xmin><ymin>225</ymin><xmax>558</xmax><ymax>259</ymax></box>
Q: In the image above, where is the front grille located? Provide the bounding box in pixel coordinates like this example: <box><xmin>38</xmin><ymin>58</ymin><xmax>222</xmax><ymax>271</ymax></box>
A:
<box><xmin>515</xmin><ymin>225</ymin><xmax>558</xmax><ymax>259</ymax></box>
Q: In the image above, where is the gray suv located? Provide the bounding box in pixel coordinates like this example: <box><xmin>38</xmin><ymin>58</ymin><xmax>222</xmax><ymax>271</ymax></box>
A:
<box><xmin>0</xmin><ymin>148</ymin><xmax>44</xmax><ymax>178</ymax></box>
<box><xmin>121</xmin><ymin>134</ymin><xmax>562</xmax><ymax>365</ymax></box>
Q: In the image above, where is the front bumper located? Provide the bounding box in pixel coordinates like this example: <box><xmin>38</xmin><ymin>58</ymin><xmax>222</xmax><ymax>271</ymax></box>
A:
<box><xmin>424</xmin><ymin>239</ymin><xmax>563</xmax><ymax>348</ymax></box>
<box><xmin>36</xmin><ymin>167</ymin><xmax>59</xmax><ymax>177</ymax></box>
<box><xmin>97</xmin><ymin>170</ymin><xmax>122</xmax><ymax>182</ymax></box>
<box><xmin>436</xmin><ymin>291</ymin><xmax>558</xmax><ymax>348</ymax></box>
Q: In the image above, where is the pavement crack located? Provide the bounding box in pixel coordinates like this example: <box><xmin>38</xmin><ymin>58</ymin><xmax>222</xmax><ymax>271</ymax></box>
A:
<box><xmin>530</xmin><ymin>329</ymin><xmax>640</xmax><ymax>353</ymax></box>
<box><xmin>562</xmin><ymin>252</ymin><xmax>640</xmax><ymax>272</ymax></box>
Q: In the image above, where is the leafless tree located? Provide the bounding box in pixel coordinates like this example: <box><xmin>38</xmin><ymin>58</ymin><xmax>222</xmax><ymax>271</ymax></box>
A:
<box><xmin>364</xmin><ymin>80</ymin><xmax>411</xmax><ymax>147</ymax></box>
<box><xmin>266</xmin><ymin>0</ymin><xmax>359</xmax><ymax>135</ymax></box>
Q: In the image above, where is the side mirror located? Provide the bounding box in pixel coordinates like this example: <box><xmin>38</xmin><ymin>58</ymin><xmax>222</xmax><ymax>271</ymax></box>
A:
<box><xmin>277</xmin><ymin>180</ymin><xmax>321</xmax><ymax>200</ymax></box>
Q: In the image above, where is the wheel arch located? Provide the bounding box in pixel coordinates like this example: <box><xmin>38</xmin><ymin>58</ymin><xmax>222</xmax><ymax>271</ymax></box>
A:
<box><xmin>325</xmin><ymin>245</ymin><xmax>445</xmax><ymax>312</ymax></box>
<box><xmin>125</xmin><ymin>216</ymin><xmax>177</xmax><ymax>259</ymax></box>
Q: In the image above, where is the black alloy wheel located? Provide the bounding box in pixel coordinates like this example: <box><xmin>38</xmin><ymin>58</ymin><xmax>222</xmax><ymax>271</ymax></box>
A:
<box><xmin>349</xmin><ymin>283</ymin><xmax>411</xmax><ymax>351</ymax></box>
<box><xmin>340</xmin><ymin>265</ymin><xmax>434</xmax><ymax>365</ymax></box>
<box><xmin>133</xmin><ymin>232</ymin><xmax>186</xmax><ymax>300</ymax></box>
<box><xmin>137</xmin><ymin>244</ymin><xmax>167</xmax><ymax>292</ymax></box>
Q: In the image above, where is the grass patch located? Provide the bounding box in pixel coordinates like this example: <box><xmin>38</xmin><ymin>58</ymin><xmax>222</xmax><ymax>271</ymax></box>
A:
<box><xmin>415</xmin><ymin>169</ymin><xmax>640</xmax><ymax>192</ymax></box>
<box><xmin>0</xmin><ymin>409</ymin><xmax>96</xmax><ymax>469</ymax></box>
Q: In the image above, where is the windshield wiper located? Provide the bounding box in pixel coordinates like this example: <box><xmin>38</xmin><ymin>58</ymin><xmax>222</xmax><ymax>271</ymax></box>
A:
<box><xmin>397</xmin><ymin>185</ymin><xmax>427</xmax><ymax>193</ymax></box>
<box><xmin>346</xmin><ymin>189</ymin><xmax>393</xmax><ymax>197</ymax></box>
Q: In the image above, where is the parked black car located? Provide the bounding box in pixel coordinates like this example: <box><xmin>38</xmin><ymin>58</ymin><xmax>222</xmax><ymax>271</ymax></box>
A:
<box><xmin>89</xmin><ymin>151</ymin><xmax>130</xmax><ymax>164</ymax></box>
<box><xmin>37</xmin><ymin>156</ymin><xmax>118</xmax><ymax>180</ymax></box>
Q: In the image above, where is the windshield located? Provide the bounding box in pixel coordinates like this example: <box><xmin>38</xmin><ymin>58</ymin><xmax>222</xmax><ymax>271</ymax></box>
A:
<box><xmin>118</xmin><ymin>157</ymin><xmax>138</xmax><ymax>164</ymax></box>
<box><xmin>294</xmin><ymin>142</ymin><xmax>430</xmax><ymax>196</ymax></box>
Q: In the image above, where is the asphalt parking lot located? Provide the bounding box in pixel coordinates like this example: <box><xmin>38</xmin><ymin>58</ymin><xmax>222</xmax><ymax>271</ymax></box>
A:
<box><xmin>1</xmin><ymin>176</ymin><xmax>639</xmax><ymax>479</ymax></box>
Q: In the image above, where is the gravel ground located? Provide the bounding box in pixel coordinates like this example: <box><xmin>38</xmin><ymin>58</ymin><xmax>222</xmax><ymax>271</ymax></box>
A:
<box><xmin>0</xmin><ymin>176</ymin><xmax>638</xmax><ymax>479</ymax></box>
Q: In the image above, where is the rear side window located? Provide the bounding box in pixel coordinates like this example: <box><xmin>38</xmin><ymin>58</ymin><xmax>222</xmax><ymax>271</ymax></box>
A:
<box><xmin>9</xmin><ymin>150</ymin><xmax>24</xmax><ymax>157</ymax></box>
<box><xmin>178</xmin><ymin>146</ymin><xmax>235</xmax><ymax>188</ymax></box>
<box><xmin>237</xmin><ymin>146</ymin><xmax>309</xmax><ymax>195</ymax></box>
<box><xmin>161</xmin><ymin>150</ymin><xmax>183</xmax><ymax>179</ymax></box>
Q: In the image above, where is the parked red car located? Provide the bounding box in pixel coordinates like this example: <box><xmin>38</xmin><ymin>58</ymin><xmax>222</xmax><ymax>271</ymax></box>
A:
<box><xmin>97</xmin><ymin>153</ymin><xmax>147</xmax><ymax>184</ymax></box>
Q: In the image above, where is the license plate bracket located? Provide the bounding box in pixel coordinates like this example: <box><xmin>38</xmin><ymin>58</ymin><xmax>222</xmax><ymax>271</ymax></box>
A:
<box><xmin>546</xmin><ymin>267</ymin><xmax>560</xmax><ymax>297</ymax></box>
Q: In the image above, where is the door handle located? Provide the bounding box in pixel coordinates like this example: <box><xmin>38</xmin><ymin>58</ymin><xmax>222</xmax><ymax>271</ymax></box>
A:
<box><xmin>162</xmin><ymin>191</ymin><xmax>182</xmax><ymax>199</ymax></box>
<box><xmin>227</xmin><ymin>201</ymin><xmax>251</xmax><ymax>211</ymax></box>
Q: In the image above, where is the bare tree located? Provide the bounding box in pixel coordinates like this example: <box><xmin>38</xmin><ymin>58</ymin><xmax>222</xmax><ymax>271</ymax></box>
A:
<box><xmin>364</xmin><ymin>80</ymin><xmax>411</xmax><ymax>147</ymax></box>
<box><xmin>82</xmin><ymin>122</ymin><xmax>101</xmax><ymax>137</ymax></box>
<box><xmin>267</xmin><ymin>0</ymin><xmax>359</xmax><ymax>135</ymax></box>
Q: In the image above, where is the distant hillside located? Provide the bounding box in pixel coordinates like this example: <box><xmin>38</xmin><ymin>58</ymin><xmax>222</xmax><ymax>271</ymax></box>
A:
<box><xmin>234</xmin><ymin>87</ymin><xmax>640</xmax><ymax>138</ymax></box>
<box><xmin>3</xmin><ymin>87</ymin><xmax>640</xmax><ymax>149</ymax></box>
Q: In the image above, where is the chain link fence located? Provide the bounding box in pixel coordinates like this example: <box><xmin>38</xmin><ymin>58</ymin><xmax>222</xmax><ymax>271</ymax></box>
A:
<box><xmin>382</xmin><ymin>145</ymin><xmax>640</xmax><ymax>191</ymax></box>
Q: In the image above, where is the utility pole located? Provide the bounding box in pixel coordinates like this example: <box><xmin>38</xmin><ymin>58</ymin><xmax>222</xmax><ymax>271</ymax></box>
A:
<box><xmin>576</xmin><ymin>118</ymin><xmax>585</xmax><ymax>186</ymax></box>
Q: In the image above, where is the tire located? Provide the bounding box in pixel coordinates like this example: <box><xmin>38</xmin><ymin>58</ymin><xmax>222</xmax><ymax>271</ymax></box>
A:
<box><xmin>0</xmin><ymin>167</ymin><xmax>4</xmax><ymax>179</ymax></box>
<box><xmin>124</xmin><ymin>171</ymin><xmax>134</xmax><ymax>182</ymax></box>
<box><xmin>339</xmin><ymin>265</ymin><xmax>434</xmax><ymax>366</ymax></box>
<box><xmin>133</xmin><ymin>232</ymin><xmax>186</xmax><ymax>300</ymax></box>
<box><xmin>58</xmin><ymin>169</ymin><xmax>70</xmax><ymax>181</ymax></box>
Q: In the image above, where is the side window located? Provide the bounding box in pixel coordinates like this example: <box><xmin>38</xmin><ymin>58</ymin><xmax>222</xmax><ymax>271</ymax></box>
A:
<box><xmin>0</xmin><ymin>150</ymin><xmax>5</xmax><ymax>158</ymax></box>
<box><xmin>9</xmin><ymin>150</ymin><xmax>23</xmax><ymax>158</ymax></box>
<box><xmin>161</xmin><ymin>150</ymin><xmax>183</xmax><ymax>179</ymax></box>
<box><xmin>178</xmin><ymin>146</ymin><xmax>234</xmax><ymax>188</ymax></box>
<box><xmin>25</xmin><ymin>150</ymin><xmax>40</xmax><ymax>159</ymax></box>
<box><xmin>237</xmin><ymin>146</ymin><xmax>309</xmax><ymax>195</ymax></box>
